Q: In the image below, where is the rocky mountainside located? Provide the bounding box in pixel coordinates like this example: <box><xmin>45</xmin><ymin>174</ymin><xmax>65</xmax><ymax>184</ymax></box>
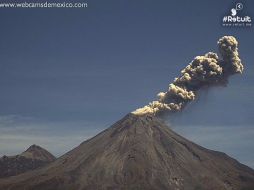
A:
<box><xmin>0</xmin><ymin>145</ymin><xmax>55</xmax><ymax>178</ymax></box>
<box><xmin>0</xmin><ymin>114</ymin><xmax>253</xmax><ymax>190</ymax></box>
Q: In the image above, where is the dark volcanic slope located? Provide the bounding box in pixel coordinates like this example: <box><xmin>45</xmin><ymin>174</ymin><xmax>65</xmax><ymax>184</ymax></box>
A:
<box><xmin>0</xmin><ymin>114</ymin><xmax>254</xmax><ymax>190</ymax></box>
<box><xmin>0</xmin><ymin>145</ymin><xmax>56</xmax><ymax>178</ymax></box>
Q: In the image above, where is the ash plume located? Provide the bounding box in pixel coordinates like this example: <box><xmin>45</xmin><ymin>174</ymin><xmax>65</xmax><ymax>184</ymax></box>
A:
<box><xmin>132</xmin><ymin>36</ymin><xmax>243</xmax><ymax>116</ymax></box>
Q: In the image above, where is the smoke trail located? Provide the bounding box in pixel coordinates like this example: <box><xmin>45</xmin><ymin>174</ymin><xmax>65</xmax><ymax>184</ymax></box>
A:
<box><xmin>132</xmin><ymin>36</ymin><xmax>243</xmax><ymax>116</ymax></box>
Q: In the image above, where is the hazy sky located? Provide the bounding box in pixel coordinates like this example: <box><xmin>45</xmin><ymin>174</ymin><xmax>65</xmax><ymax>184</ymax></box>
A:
<box><xmin>0</xmin><ymin>0</ymin><xmax>254</xmax><ymax>168</ymax></box>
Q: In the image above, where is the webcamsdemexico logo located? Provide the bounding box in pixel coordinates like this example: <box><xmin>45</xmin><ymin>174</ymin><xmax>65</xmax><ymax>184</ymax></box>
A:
<box><xmin>222</xmin><ymin>3</ymin><xmax>252</xmax><ymax>27</ymax></box>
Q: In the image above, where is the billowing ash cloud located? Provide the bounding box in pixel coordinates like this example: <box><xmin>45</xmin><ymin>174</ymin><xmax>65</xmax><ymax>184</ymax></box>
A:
<box><xmin>132</xmin><ymin>36</ymin><xmax>243</xmax><ymax>116</ymax></box>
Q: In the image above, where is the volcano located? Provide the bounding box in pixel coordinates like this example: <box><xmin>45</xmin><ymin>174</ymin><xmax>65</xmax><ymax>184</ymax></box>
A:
<box><xmin>0</xmin><ymin>145</ymin><xmax>55</xmax><ymax>178</ymax></box>
<box><xmin>0</xmin><ymin>114</ymin><xmax>253</xmax><ymax>190</ymax></box>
